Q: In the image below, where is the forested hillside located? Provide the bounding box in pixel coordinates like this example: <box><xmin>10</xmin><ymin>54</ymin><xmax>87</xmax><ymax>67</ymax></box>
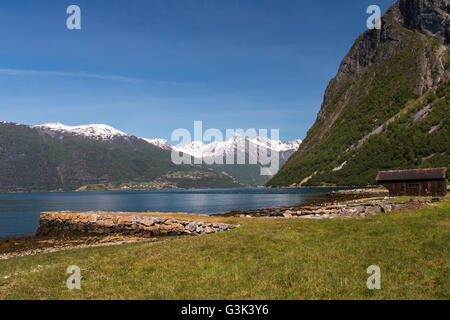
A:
<box><xmin>0</xmin><ymin>123</ymin><xmax>242</xmax><ymax>192</ymax></box>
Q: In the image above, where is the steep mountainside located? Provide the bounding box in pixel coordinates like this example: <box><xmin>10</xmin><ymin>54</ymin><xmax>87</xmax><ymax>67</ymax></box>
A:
<box><xmin>268</xmin><ymin>0</ymin><xmax>449</xmax><ymax>187</ymax></box>
<box><xmin>0</xmin><ymin>122</ymin><xmax>242</xmax><ymax>192</ymax></box>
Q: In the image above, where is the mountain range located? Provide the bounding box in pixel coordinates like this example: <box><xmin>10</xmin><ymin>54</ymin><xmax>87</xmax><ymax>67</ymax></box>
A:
<box><xmin>32</xmin><ymin>122</ymin><xmax>301</xmax><ymax>159</ymax></box>
<box><xmin>145</xmin><ymin>134</ymin><xmax>301</xmax><ymax>165</ymax></box>
<box><xmin>0</xmin><ymin>121</ymin><xmax>301</xmax><ymax>192</ymax></box>
<box><xmin>268</xmin><ymin>0</ymin><xmax>449</xmax><ymax>187</ymax></box>
<box><xmin>150</xmin><ymin>134</ymin><xmax>301</xmax><ymax>186</ymax></box>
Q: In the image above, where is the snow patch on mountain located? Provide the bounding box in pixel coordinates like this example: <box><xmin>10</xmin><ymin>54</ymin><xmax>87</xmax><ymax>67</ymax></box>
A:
<box><xmin>249</xmin><ymin>136</ymin><xmax>302</xmax><ymax>152</ymax></box>
<box><xmin>173</xmin><ymin>141</ymin><xmax>208</xmax><ymax>158</ymax></box>
<box><xmin>142</xmin><ymin>138</ymin><xmax>173</xmax><ymax>150</ymax></box>
<box><xmin>145</xmin><ymin>134</ymin><xmax>302</xmax><ymax>162</ymax></box>
<box><xmin>32</xmin><ymin>122</ymin><xmax>128</xmax><ymax>140</ymax></box>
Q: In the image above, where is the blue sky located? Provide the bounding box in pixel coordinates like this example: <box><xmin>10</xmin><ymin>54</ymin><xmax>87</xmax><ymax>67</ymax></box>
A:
<box><xmin>0</xmin><ymin>0</ymin><xmax>396</xmax><ymax>141</ymax></box>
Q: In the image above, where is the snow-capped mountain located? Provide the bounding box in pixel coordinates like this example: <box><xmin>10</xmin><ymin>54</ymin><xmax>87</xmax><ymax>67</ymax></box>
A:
<box><xmin>0</xmin><ymin>121</ymin><xmax>243</xmax><ymax>192</ymax></box>
<box><xmin>249</xmin><ymin>136</ymin><xmax>302</xmax><ymax>153</ymax></box>
<box><xmin>145</xmin><ymin>134</ymin><xmax>302</xmax><ymax>164</ymax></box>
<box><xmin>29</xmin><ymin>122</ymin><xmax>301</xmax><ymax>183</ymax></box>
<box><xmin>141</xmin><ymin>138</ymin><xmax>173</xmax><ymax>150</ymax></box>
<box><xmin>145</xmin><ymin>134</ymin><xmax>301</xmax><ymax>183</ymax></box>
<box><xmin>31</xmin><ymin>123</ymin><xmax>302</xmax><ymax>164</ymax></box>
<box><xmin>32</xmin><ymin>122</ymin><xmax>127</xmax><ymax>141</ymax></box>
<box><xmin>173</xmin><ymin>141</ymin><xmax>210</xmax><ymax>158</ymax></box>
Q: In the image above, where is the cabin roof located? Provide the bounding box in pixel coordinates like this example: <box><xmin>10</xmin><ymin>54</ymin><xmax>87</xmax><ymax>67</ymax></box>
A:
<box><xmin>376</xmin><ymin>168</ymin><xmax>447</xmax><ymax>181</ymax></box>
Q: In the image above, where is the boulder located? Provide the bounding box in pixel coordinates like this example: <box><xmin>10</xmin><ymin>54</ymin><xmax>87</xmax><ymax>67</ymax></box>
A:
<box><xmin>141</xmin><ymin>218</ymin><xmax>156</xmax><ymax>227</ymax></box>
<box><xmin>186</xmin><ymin>222</ymin><xmax>197</xmax><ymax>232</ymax></box>
<box><xmin>204</xmin><ymin>227</ymin><xmax>215</xmax><ymax>234</ymax></box>
<box><xmin>365</xmin><ymin>206</ymin><xmax>381</xmax><ymax>215</ymax></box>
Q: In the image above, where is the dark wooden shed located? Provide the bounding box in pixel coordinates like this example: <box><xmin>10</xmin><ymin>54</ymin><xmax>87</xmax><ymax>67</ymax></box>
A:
<box><xmin>376</xmin><ymin>168</ymin><xmax>448</xmax><ymax>197</ymax></box>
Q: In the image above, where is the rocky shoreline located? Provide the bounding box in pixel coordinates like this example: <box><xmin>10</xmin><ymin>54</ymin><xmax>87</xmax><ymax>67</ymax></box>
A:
<box><xmin>217</xmin><ymin>188</ymin><xmax>391</xmax><ymax>217</ymax></box>
<box><xmin>218</xmin><ymin>186</ymin><xmax>443</xmax><ymax>219</ymax></box>
<box><xmin>232</xmin><ymin>198</ymin><xmax>438</xmax><ymax>219</ymax></box>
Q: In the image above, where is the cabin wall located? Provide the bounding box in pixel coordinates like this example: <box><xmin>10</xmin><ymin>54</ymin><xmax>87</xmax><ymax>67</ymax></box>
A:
<box><xmin>380</xmin><ymin>180</ymin><xmax>447</xmax><ymax>197</ymax></box>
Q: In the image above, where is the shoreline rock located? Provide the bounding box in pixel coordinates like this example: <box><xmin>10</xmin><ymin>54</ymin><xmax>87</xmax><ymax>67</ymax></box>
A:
<box><xmin>224</xmin><ymin>198</ymin><xmax>437</xmax><ymax>220</ymax></box>
<box><xmin>330</xmin><ymin>188</ymin><xmax>389</xmax><ymax>195</ymax></box>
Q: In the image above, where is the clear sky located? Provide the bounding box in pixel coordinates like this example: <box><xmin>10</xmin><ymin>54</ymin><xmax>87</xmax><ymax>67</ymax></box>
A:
<box><xmin>0</xmin><ymin>0</ymin><xmax>396</xmax><ymax>141</ymax></box>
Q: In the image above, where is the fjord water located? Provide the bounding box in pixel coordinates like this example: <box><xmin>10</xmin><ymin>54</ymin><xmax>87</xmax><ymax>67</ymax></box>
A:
<box><xmin>0</xmin><ymin>188</ymin><xmax>339</xmax><ymax>237</ymax></box>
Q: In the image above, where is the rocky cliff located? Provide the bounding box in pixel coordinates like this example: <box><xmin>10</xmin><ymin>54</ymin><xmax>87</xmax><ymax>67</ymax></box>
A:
<box><xmin>268</xmin><ymin>0</ymin><xmax>449</xmax><ymax>187</ymax></box>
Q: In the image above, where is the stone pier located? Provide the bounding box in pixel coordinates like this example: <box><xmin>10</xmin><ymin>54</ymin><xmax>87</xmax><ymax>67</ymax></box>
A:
<box><xmin>37</xmin><ymin>211</ymin><xmax>237</xmax><ymax>237</ymax></box>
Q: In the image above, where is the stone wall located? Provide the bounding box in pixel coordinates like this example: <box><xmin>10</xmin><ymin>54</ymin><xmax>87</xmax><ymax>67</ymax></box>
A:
<box><xmin>37</xmin><ymin>212</ymin><xmax>236</xmax><ymax>237</ymax></box>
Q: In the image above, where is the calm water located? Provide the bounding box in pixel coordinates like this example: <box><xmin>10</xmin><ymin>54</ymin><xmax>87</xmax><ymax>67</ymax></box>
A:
<box><xmin>0</xmin><ymin>188</ymin><xmax>341</xmax><ymax>237</ymax></box>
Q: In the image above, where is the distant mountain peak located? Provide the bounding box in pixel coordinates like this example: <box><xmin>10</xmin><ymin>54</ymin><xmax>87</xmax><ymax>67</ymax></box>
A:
<box><xmin>32</xmin><ymin>122</ymin><xmax>128</xmax><ymax>141</ymax></box>
<box><xmin>141</xmin><ymin>138</ymin><xmax>173</xmax><ymax>150</ymax></box>
<box><xmin>146</xmin><ymin>134</ymin><xmax>302</xmax><ymax>162</ymax></box>
<box><xmin>250</xmin><ymin>136</ymin><xmax>302</xmax><ymax>152</ymax></box>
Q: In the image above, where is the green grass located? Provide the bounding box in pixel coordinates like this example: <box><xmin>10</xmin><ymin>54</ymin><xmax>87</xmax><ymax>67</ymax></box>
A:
<box><xmin>1</xmin><ymin>197</ymin><xmax>449</xmax><ymax>300</ymax></box>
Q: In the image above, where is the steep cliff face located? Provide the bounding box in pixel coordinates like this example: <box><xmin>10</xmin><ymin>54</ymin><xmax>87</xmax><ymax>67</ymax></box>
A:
<box><xmin>399</xmin><ymin>0</ymin><xmax>449</xmax><ymax>43</ymax></box>
<box><xmin>268</xmin><ymin>0</ymin><xmax>449</xmax><ymax>187</ymax></box>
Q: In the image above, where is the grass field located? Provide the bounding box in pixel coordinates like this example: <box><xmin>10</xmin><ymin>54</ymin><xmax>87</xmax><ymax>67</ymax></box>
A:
<box><xmin>0</xmin><ymin>197</ymin><xmax>449</xmax><ymax>300</ymax></box>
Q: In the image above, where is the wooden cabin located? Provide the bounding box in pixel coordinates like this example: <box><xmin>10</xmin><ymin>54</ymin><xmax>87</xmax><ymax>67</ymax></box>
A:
<box><xmin>376</xmin><ymin>168</ymin><xmax>448</xmax><ymax>197</ymax></box>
